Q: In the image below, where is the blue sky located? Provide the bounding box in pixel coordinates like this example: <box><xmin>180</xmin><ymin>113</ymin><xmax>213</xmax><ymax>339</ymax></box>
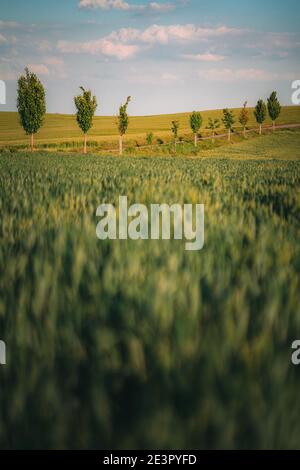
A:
<box><xmin>1</xmin><ymin>0</ymin><xmax>300</xmax><ymax>115</ymax></box>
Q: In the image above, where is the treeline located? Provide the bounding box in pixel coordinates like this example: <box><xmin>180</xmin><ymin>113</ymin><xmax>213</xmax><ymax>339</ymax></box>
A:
<box><xmin>16</xmin><ymin>68</ymin><xmax>281</xmax><ymax>154</ymax></box>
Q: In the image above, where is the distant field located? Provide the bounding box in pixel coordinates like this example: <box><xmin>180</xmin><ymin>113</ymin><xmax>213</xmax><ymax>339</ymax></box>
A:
<box><xmin>0</xmin><ymin>106</ymin><xmax>300</xmax><ymax>148</ymax></box>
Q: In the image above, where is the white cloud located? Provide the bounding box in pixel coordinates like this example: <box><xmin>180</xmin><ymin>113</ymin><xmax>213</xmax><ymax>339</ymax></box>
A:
<box><xmin>197</xmin><ymin>68</ymin><xmax>296</xmax><ymax>82</ymax></box>
<box><xmin>78</xmin><ymin>0</ymin><xmax>175</xmax><ymax>12</ymax></box>
<box><xmin>0</xmin><ymin>33</ymin><xmax>8</xmax><ymax>44</ymax></box>
<box><xmin>127</xmin><ymin>70</ymin><xmax>181</xmax><ymax>85</ymax></box>
<box><xmin>27</xmin><ymin>64</ymin><xmax>50</xmax><ymax>75</ymax></box>
<box><xmin>0</xmin><ymin>20</ymin><xmax>20</xmax><ymax>29</ymax></box>
<box><xmin>0</xmin><ymin>32</ymin><xmax>18</xmax><ymax>45</ymax></box>
<box><xmin>0</xmin><ymin>69</ymin><xmax>17</xmax><ymax>81</ymax></box>
<box><xmin>246</xmin><ymin>31</ymin><xmax>300</xmax><ymax>51</ymax></box>
<box><xmin>57</xmin><ymin>24</ymin><xmax>241</xmax><ymax>60</ymax></box>
<box><xmin>160</xmin><ymin>72</ymin><xmax>179</xmax><ymax>81</ymax></box>
<box><xmin>79</xmin><ymin>0</ymin><xmax>131</xmax><ymax>9</ymax></box>
<box><xmin>108</xmin><ymin>24</ymin><xmax>243</xmax><ymax>45</ymax></box>
<box><xmin>183</xmin><ymin>52</ymin><xmax>226</xmax><ymax>62</ymax></box>
<box><xmin>38</xmin><ymin>40</ymin><xmax>52</xmax><ymax>52</ymax></box>
<box><xmin>44</xmin><ymin>57</ymin><xmax>64</xmax><ymax>66</ymax></box>
<box><xmin>146</xmin><ymin>2</ymin><xmax>175</xmax><ymax>12</ymax></box>
<box><xmin>57</xmin><ymin>38</ymin><xmax>140</xmax><ymax>59</ymax></box>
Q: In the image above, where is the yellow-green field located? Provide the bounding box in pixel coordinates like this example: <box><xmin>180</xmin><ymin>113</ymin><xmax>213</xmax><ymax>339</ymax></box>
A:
<box><xmin>1</xmin><ymin>131</ymin><xmax>300</xmax><ymax>448</ymax></box>
<box><xmin>1</xmin><ymin>106</ymin><xmax>300</xmax><ymax>149</ymax></box>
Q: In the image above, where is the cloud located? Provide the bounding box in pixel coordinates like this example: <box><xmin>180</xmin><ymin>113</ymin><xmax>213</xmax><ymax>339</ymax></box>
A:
<box><xmin>0</xmin><ymin>69</ymin><xmax>17</xmax><ymax>81</ymax></box>
<box><xmin>183</xmin><ymin>52</ymin><xmax>226</xmax><ymax>62</ymax></box>
<box><xmin>247</xmin><ymin>31</ymin><xmax>300</xmax><ymax>51</ymax></box>
<box><xmin>78</xmin><ymin>0</ymin><xmax>176</xmax><ymax>13</ymax></box>
<box><xmin>127</xmin><ymin>70</ymin><xmax>181</xmax><ymax>85</ymax></box>
<box><xmin>0</xmin><ymin>33</ymin><xmax>8</xmax><ymax>44</ymax></box>
<box><xmin>0</xmin><ymin>20</ymin><xmax>20</xmax><ymax>29</ymax></box>
<box><xmin>197</xmin><ymin>68</ymin><xmax>296</xmax><ymax>82</ymax></box>
<box><xmin>27</xmin><ymin>64</ymin><xmax>50</xmax><ymax>75</ymax></box>
<box><xmin>57</xmin><ymin>38</ymin><xmax>140</xmax><ymax>59</ymax></box>
<box><xmin>57</xmin><ymin>23</ymin><xmax>242</xmax><ymax>60</ymax></box>
<box><xmin>43</xmin><ymin>57</ymin><xmax>67</xmax><ymax>78</ymax></box>
<box><xmin>148</xmin><ymin>2</ymin><xmax>175</xmax><ymax>12</ymax></box>
<box><xmin>79</xmin><ymin>0</ymin><xmax>132</xmax><ymax>9</ymax></box>
<box><xmin>57</xmin><ymin>23</ymin><xmax>244</xmax><ymax>61</ymax></box>
<box><xmin>38</xmin><ymin>40</ymin><xmax>52</xmax><ymax>52</ymax></box>
<box><xmin>108</xmin><ymin>24</ymin><xmax>243</xmax><ymax>45</ymax></box>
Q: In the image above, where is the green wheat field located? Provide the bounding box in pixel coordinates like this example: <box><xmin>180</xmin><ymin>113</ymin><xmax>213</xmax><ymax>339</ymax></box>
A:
<box><xmin>0</xmin><ymin>114</ymin><xmax>300</xmax><ymax>448</ymax></box>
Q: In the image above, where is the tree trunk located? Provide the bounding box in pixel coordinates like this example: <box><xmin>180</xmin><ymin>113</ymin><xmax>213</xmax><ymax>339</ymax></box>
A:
<box><xmin>119</xmin><ymin>135</ymin><xmax>123</xmax><ymax>156</ymax></box>
<box><xmin>84</xmin><ymin>134</ymin><xmax>87</xmax><ymax>154</ymax></box>
<box><xmin>259</xmin><ymin>124</ymin><xmax>262</xmax><ymax>135</ymax></box>
<box><xmin>228</xmin><ymin>128</ymin><xmax>231</xmax><ymax>142</ymax></box>
<box><xmin>273</xmin><ymin>121</ymin><xmax>275</xmax><ymax>131</ymax></box>
<box><xmin>174</xmin><ymin>140</ymin><xmax>177</xmax><ymax>153</ymax></box>
<box><xmin>30</xmin><ymin>133</ymin><xmax>34</xmax><ymax>152</ymax></box>
<box><xmin>194</xmin><ymin>133</ymin><xmax>197</xmax><ymax>147</ymax></box>
<box><xmin>212</xmin><ymin>132</ymin><xmax>215</xmax><ymax>144</ymax></box>
<box><xmin>243</xmin><ymin>126</ymin><xmax>246</xmax><ymax>138</ymax></box>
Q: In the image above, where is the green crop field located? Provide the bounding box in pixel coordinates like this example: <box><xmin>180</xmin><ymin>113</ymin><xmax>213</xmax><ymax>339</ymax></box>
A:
<box><xmin>0</xmin><ymin>129</ymin><xmax>300</xmax><ymax>449</ymax></box>
<box><xmin>0</xmin><ymin>106</ymin><xmax>300</xmax><ymax>150</ymax></box>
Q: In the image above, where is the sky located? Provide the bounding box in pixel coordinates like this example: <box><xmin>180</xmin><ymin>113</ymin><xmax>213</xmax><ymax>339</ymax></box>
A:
<box><xmin>0</xmin><ymin>0</ymin><xmax>300</xmax><ymax>115</ymax></box>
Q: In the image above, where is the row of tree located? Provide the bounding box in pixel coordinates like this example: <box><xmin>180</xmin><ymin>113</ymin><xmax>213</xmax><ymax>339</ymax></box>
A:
<box><xmin>186</xmin><ymin>93</ymin><xmax>281</xmax><ymax>148</ymax></box>
<box><xmin>17</xmin><ymin>68</ymin><xmax>131</xmax><ymax>154</ymax></box>
<box><xmin>16</xmin><ymin>68</ymin><xmax>281</xmax><ymax>154</ymax></box>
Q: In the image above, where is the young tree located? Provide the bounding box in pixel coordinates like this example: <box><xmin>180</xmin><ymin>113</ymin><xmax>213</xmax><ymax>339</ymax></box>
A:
<box><xmin>17</xmin><ymin>68</ymin><xmax>46</xmax><ymax>152</ymax></box>
<box><xmin>189</xmin><ymin>111</ymin><xmax>202</xmax><ymax>147</ymax></box>
<box><xmin>146</xmin><ymin>132</ymin><xmax>154</xmax><ymax>147</ymax></box>
<box><xmin>118</xmin><ymin>96</ymin><xmax>131</xmax><ymax>156</ymax></box>
<box><xmin>254</xmin><ymin>99</ymin><xmax>267</xmax><ymax>135</ymax></box>
<box><xmin>222</xmin><ymin>108</ymin><xmax>235</xmax><ymax>142</ymax></box>
<box><xmin>74</xmin><ymin>87</ymin><xmax>97</xmax><ymax>155</ymax></box>
<box><xmin>239</xmin><ymin>101</ymin><xmax>249</xmax><ymax>137</ymax></box>
<box><xmin>171</xmin><ymin>120</ymin><xmax>179</xmax><ymax>152</ymax></box>
<box><xmin>207</xmin><ymin>118</ymin><xmax>220</xmax><ymax>143</ymax></box>
<box><xmin>267</xmin><ymin>91</ymin><xmax>281</xmax><ymax>131</ymax></box>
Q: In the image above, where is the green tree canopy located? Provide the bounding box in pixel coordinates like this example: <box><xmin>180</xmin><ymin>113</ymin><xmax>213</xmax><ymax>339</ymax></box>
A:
<box><xmin>171</xmin><ymin>120</ymin><xmax>180</xmax><ymax>139</ymax></box>
<box><xmin>254</xmin><ymin>99</ymin><xmax>267</xmax><ymax>124</ymax></box>
<box><xmin>117</xmin><ymin>96</ymin><xmax>131</xmax><ymax>155</ymax></box>
<box><xmin>74</xmin><ymin>86</ymin><xmax>97</xmax><ymax>135</ymax></box>
<box><xmin>254</xmin><ymin>99</ymin><xmax>267</xmax><ymax>135</ymax></box>
<box><xmin>190</xmin><ymin>111</ymin><xmax>203</xmax><ymax>147</ymax></box>
<box><xmin>207</xmin><ymin>118</ymin><xmax>220</xmax><ymax>132</ymax></box>
<box><xmin>267</xmin><ymin>91</ymin><xmax>281</xmax><ymax>128</ymax></box>
<box><xmin>190</xmin><ymin>111</ymin><xmax>202</xmax><ymax>134</ymax></box>
<box><xmin>207</xmin><ymin>118</ymin><xmax>220</xmax><ymax>143</ymax></box>
<box><xmin>74</xmin><ymin>86</ymin><xmax>97</xmax><ymax>154</ymax></box>
<box><xmin>222</xmin><ymin>108</ymin><xmax>235</xmax><ymax>130</ymax></box>
<box><xmin>222</xmin><ymin>108</ymin><xmax>235</xmax><ymax>141</ymax></box>
<box><xmin>17</xmin><ymin>67</ymin><xmax>46</xmax><ymax>150</ymax></box>
<box><xmin>239</xmin><ymin>101</ymin><xmax>249</xmax><ymax>136</ymax></box>
<box><xmin>146</xmin><ymin>132</ymin><xmax>154</xmax><ymax>146</ymax></box>
<box><xmin>118</xmin><ymin>96</ymin><xmax>131</xmax><ymax>136</ymax></box>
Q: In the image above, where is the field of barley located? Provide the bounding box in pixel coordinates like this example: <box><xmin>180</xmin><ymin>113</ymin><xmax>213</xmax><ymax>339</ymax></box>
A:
<box><xmin>0</xmin><ymin>129</ymin><xmax>300</xmax><ymax>449</ymax></box>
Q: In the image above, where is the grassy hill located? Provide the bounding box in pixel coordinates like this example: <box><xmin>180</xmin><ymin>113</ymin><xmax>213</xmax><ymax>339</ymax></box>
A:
<box><xmin>1</xmin><ymin>106</ymin><xmax>300</xmax><ymax>148</ymax></box>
